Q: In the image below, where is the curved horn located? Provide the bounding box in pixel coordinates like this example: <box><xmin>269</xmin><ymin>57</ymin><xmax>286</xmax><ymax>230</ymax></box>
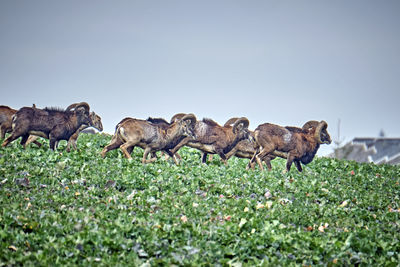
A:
<box><xmin>224</xmin><ymin>117</ymin><xmax>239</xmax><ymax>127</ymax></box>
<box><xmin>74</xmin><ymin>102</ymin><xmax>90</xmax><ymax>114</ymax></box>
<box><xmin>66</xmin><ymin>103</ymin><xmax>79</xmax><ymax>112</ymax></box>
<box><xmin>233</xmin><ymin>117</ymin><xmax>249</xmax><ymax>134</ymax></box>
<box><xmin>302</xmin><ymin>120</ymin><xmax>319</xmax><ymax>131</ymax></box>
<box><xmin>170</xmin><ymin>113</ymin><xmax>186</xmax><ymax>123</ymax></box>
<box><xmin>314</xmin><ymin>120</ymin><xmax>328</xmax><ymax>144</ymax></box>
<box><xmin>181</xmin><ymin>113</ymin><xmax>196</xmax><ymax>126</ymax></box>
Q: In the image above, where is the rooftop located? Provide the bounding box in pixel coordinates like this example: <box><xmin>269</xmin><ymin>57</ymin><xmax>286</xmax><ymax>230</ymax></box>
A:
<box><xmin>332</xmin><ymin>138</ymin><xmax>400</xmax><ymax>165</ymax></box>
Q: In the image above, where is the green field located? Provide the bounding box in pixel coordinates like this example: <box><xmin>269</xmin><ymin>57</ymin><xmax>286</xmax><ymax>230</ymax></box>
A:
<box><xmin>0</xmin><ymin>133</ymin><xmax>399</xmax><ymax>266</ymax></box>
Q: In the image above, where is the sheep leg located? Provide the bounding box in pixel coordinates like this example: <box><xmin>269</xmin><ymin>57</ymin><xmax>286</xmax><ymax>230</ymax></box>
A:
<box><xmin>215</xmin><ymin>149</ymin><xmax>228</xmax><ymax>165</ymax></box>
<box><xmin>149</xmin><ymin>151</ymin><xmax>158</xmax><ymax>162</ymax></box>
<box><xmin>142</xmin><ymin>147</ymin><xmax>156</xmax><ymax>164</ymax></box>
<box><xmin>201</xmin><ymin>152</ymin><xmax>208</xmax><ymax>163</ymax></box>
<box><xmin>101</xmin><ymin>134</ymin><xmax>124</xmax><ymax>158</ymax></box>
<box><xmin>262</xmin><ymin>156</ymin><xmax>273</xmax><ymax>171</ymax></box>
<box><xmin>294</xmin><ymin>160</ymin><xmax>303</xmax><ymax>172</ymax></box>
<box><xmin>224</xmin><ymin>147</ymin><xmax>238</xmax><ymax>161</ymax></box>
<box><xmin>1</xmin><ymin>122</ymin><xmax>31</xmax><ymax>147</ymax></box>
<box><xmin>167</xmin><ymin>151</ymin><xmax>181</xmax><ymax>165</ymax></box>
<box><xmin>120</xmin><ymin>142</ymin><xmax>135</xmax><ymax>160</ymax></box>
<box><xmin>66</xmin><ymin>131</ymin><xmax>79</xmax><ymax>152</ymax></box>
<box><xmin>49</xmin><ymin>136</ymin><xmax>58</xmax><ymax>150</ymax></box>
<box><xmin>285</xmin><ymin>153</ymin><xmax>296</xmax><ymax>172</ymax></box>
<box><xmin>164</xmin><ymin>149</ymin><xmax>175</xmax><ymax>159</ymax></box>
<box><xmin>254</xmin><ymin>147</ymin><xmax>275</xmax><ymax>171</ymax></box>
<box><xmin>32</xmin><ymin>139</ymin><xmax>42</xmax><ymax>147</ymax></box>
<box><xmin>256</xmin><ymin>155</ymin><xmax>265</xmax><ymax>171</ymax></box>
<box><xmin>24</xmin><ymin>136</ymin><xmax>41</xmax><ymax>147</ymax></box>
<box><xmin>20</xmin><ymin>134</ymin><xmax>30</xmax><ymax>148</ymax></box>
<box><xmin>170</xmin><ymin>136</ymin><xmax>191</xmax><ymax>154</ymax></box>
<box><xmin>25</xmin><ymin>135</ymin><xmax>37</xmax><ymax>147</ymax></box>
<box><xmin>66</xmin><ymin>139</ymin><xmax>72</xmax><ymax>152</ymax></box>
<box><xmin>246</xmin><ymin>160</ymin><xmax>256</xmax><ymax>170</ymax></box>
<box><xmin>159</xmin><ymin>151</ymin><xmax>168</xmax><ymax>160</ymax></box>
<box><xmin>174</xmin><ymin>152</ymin><xmax>182</xmax><ymax>161</ymax></box>
<box><xmin>248</xmin><ymin>147</ymin><xmax>260</xmax><ymax>170</ymax></box>
<box><xmin>0</xmin><ymin>126</ymin><xmax>5</xmax><ymax>139</ymax></box>
<box><xmin>172</xmin><ymin>154</ymin><xmax>180</xmax><ymax>165</ymax></box>
<box><xmin>2</xmin><ymin>132</ymin><xmax>21</xmax><ymax>147</ymax></box>
<box><xmin>161</xmin><ymin>149</ymin><xmax>179</xmax><ymax>165</ymax></box>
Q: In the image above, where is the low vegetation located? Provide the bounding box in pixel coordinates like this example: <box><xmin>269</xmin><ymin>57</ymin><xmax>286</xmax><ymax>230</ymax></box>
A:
<box><xmin>0</xmin><ymin>133</ymin><xmax>399</xmax><ymax>266</ymax></box>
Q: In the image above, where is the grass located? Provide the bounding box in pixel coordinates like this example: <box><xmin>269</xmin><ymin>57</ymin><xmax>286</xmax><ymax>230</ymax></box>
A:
<box><xmin>0</xmin><ymin>133</ymin><xmax>399</xmax><ymax>266</ymax></box>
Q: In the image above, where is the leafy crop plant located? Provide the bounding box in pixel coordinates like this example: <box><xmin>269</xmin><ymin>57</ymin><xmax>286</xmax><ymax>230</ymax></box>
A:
<box><xmin>0</xmin><ymin>133</ymin><xmax>399</xmax><ymax>266</ymax></box>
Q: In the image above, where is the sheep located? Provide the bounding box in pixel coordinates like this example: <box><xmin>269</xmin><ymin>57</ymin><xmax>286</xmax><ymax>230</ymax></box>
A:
<box><xmin>23</xmin><ymin>103</ymin><xmax>103</xmax><ymax>151</ymax></box>
<box><xmin>249</xmin><ymin>120</ymin><xmax>331</xmax><ymax>172</ymax></box>
<box><xmin>2</xmin><ymin>102</ymin><xmax>92</xmax><ymax>150</ymax></box>
<box><xmin>100</xmin><ymin>116</ymin><xmax>180</xmax><ymax>162</ymax></box>
<box><xmin>224</xmin><ymin>118</ymin><xmax>291</xmax><ymax>169</ymax></box>
<box><xmin>223</xmin><ymin>118</ymin><xmax>257</xmax><ymax>160</ymax></box>
<box><xmin>100</xmin><ymin>114</ymin><xmax>196</xmax><ymax>164</ymax></box>
<box><xmin>206</xmin><ymin>118</ymin><xmax>273</xmax><ymax>169</ymax></box>
<box><xmin>170</xmin><ymin>117</ymin><xmax>251</xmax><ymax>164</ymax></box>
<box><xmin>147</xmin><ymin>116</ymin><xmax>186</xmax><ymax>163</ymax></box>
<box><xmin>194</xmin><ymin>117</ymin><xmax>254</xmax><ymax>163</ymax></box>
<box><xmin>0</xmin><ymin>105</ymin><xmax>42</xmax><ymax>147</ymax></box>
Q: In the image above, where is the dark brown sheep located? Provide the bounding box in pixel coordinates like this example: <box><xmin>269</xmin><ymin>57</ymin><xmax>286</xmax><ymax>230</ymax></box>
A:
<box><xmin>2</xmin><ymin>102</ymin><xmax>91</xmax><ymax>150</ymax></box>
<box><xmin>24</xmin><ymin>103</ymin><xmax>103</xmax><ymax>151</ymax></box>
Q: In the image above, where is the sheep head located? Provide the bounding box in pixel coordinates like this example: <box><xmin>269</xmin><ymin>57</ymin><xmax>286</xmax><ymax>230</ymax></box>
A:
<box><xmin>303</xmin><ymin>120</ymin><xmax>331</xmax><ymax>145</ymax></box>
<box><xmin>170</xmin><ymin>113</ymin><xmax>187</xmax><ymax>124</ymax></box>
<box><xmin>178</xmin><ymin>113</ymin><xmax>197</xmax><ymax>138</ymax></box>
<box><xmin>73</xmin><ymin>102</ymin><xmax>92</xmax><ymax>125</ymax></box>
<box><xmin>90</xmin><ymin>112</ymin><xmax>103</xmax><ymax>132</ymax></box>
<box><xmin>316</xmin><ymin>121</ymin><xmax>331</xmax><ymax>144</ymax></box>
<box><xmin>232</xmin><ymin>117</ymin><xmax>250</xmax><ymax>140</ymax></box>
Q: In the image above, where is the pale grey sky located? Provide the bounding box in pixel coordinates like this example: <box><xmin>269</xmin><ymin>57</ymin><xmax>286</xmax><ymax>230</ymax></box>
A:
<box><xmin>1</xmin><ymin>0</ymin><xmax>400</xmax><ymax>155</ymax></box>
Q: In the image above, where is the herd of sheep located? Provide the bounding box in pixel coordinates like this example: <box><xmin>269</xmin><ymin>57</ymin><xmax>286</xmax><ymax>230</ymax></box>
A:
<box><xmin>0</xmin><ymin>102</ymin><xmax>331</xmax><ymax>172</ymax></box>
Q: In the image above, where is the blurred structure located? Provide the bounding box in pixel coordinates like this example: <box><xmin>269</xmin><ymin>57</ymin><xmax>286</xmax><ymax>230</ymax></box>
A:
<box><xmin>332</xmin><ymin>138</ymin><xmax>400</xmax><ymax>165</ymax></box>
